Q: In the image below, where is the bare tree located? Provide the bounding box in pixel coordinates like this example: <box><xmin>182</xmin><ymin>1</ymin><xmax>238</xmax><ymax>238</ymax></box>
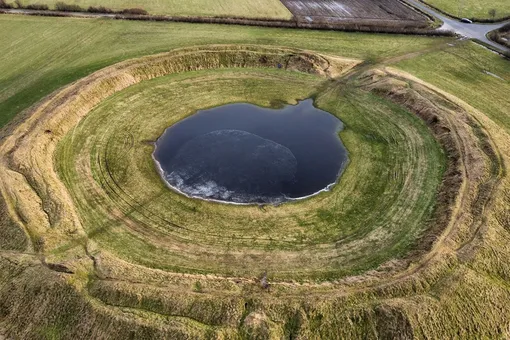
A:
<box><xmin>489</xmin><ymin>9</ymin><xmax>497</xmax><ymax>19</ymax></box>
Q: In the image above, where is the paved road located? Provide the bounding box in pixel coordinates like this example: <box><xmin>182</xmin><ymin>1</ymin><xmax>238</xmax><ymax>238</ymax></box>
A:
<box><xmin>406</xmin><ymin>0</ymin><xmax>510</xmax><ymax>53</ymax></box>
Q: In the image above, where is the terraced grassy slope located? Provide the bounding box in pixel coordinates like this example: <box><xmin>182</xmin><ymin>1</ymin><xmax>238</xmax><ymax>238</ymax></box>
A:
<box><xmin>1</xmin><ymin>14</ymin><xmax>510</xmax><ymax>339</ymax></box>
<box><xmin>53</xmin><ymin>65</ymin><xmax>444</xmax><ymax>280</ymax></box>
<box><xmin>9</xmin><ymin>0</ymin><xmax>292</xmax><ymax>19</ymax></box>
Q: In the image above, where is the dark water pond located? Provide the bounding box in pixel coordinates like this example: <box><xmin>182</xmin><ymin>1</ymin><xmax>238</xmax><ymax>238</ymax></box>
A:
<box><xmin>153</xmin><ymin>99</ymin><xmax>348</xmax><ymax>204</ymax></box>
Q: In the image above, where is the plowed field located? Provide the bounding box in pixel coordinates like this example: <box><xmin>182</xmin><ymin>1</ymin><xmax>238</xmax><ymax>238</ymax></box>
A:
<box><xmin>281</xmin><ymin>0</ymin><xmax>428</xmax><ymax>26</ymax></box>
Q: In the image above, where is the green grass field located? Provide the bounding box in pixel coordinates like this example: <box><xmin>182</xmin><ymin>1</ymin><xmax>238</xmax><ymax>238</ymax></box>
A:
<box><xmin>1</xmin><ymin>13</ymin><xmax>510</xmax><ymax>339</ymax></box>
<box><xmin>9</xmin><ymin>0</ymin><xmax>292</xmax><ymax>18</ymax></box>
<box><xmin>423</xmin><ymin>0</ymin><xmax>510</xmax><ymax>19</ymax></box>
<box><xmin>0</xmin><ymin>15</ymin><xmax>451</xmax><ymax>129</ymax></box>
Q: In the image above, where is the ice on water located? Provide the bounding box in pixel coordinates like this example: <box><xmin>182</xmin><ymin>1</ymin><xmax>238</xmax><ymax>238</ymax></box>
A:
<box><xmin>164</xmin><ymin>130</ymin><xmax>298</xmax><ymax>204</ymax></box>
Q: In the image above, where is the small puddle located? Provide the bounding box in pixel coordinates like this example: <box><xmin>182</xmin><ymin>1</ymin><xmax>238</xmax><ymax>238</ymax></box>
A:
<box><xmin>153</xmin><ymin>99</ymin><xmax>348</xmax><ymax>204</ymax></box>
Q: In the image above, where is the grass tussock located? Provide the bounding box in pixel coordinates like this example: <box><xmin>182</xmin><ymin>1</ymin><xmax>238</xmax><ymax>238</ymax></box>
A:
<box><xmin>54</xmin><ymin>1</ymin><xmax>80</xmax><ymax>11</ymax></box>
<box><xmin>85</xmin><ymin>5</ymin><xmax>111</xmax><ymax>13</ymax></box>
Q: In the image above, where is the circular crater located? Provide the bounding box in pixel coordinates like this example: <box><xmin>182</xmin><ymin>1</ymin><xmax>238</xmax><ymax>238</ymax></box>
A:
<box><xmin>7</xmin><ymin>46</ymin><xmax>451</xmax><ymax>281</ymax></box>
<box><xmin>52</xmin><ymin>68</ymin><xmax>446</xmax><ymax>278</ymax></box>
<box><xmin>0</xmin><ymin>45</ymin><xmax>501</xmax><ymax>338</ymax></box>
<box><xmin>153</xmin><ymin>100</ymin><xmax>348</xmax><ymax>204</ymax></box>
